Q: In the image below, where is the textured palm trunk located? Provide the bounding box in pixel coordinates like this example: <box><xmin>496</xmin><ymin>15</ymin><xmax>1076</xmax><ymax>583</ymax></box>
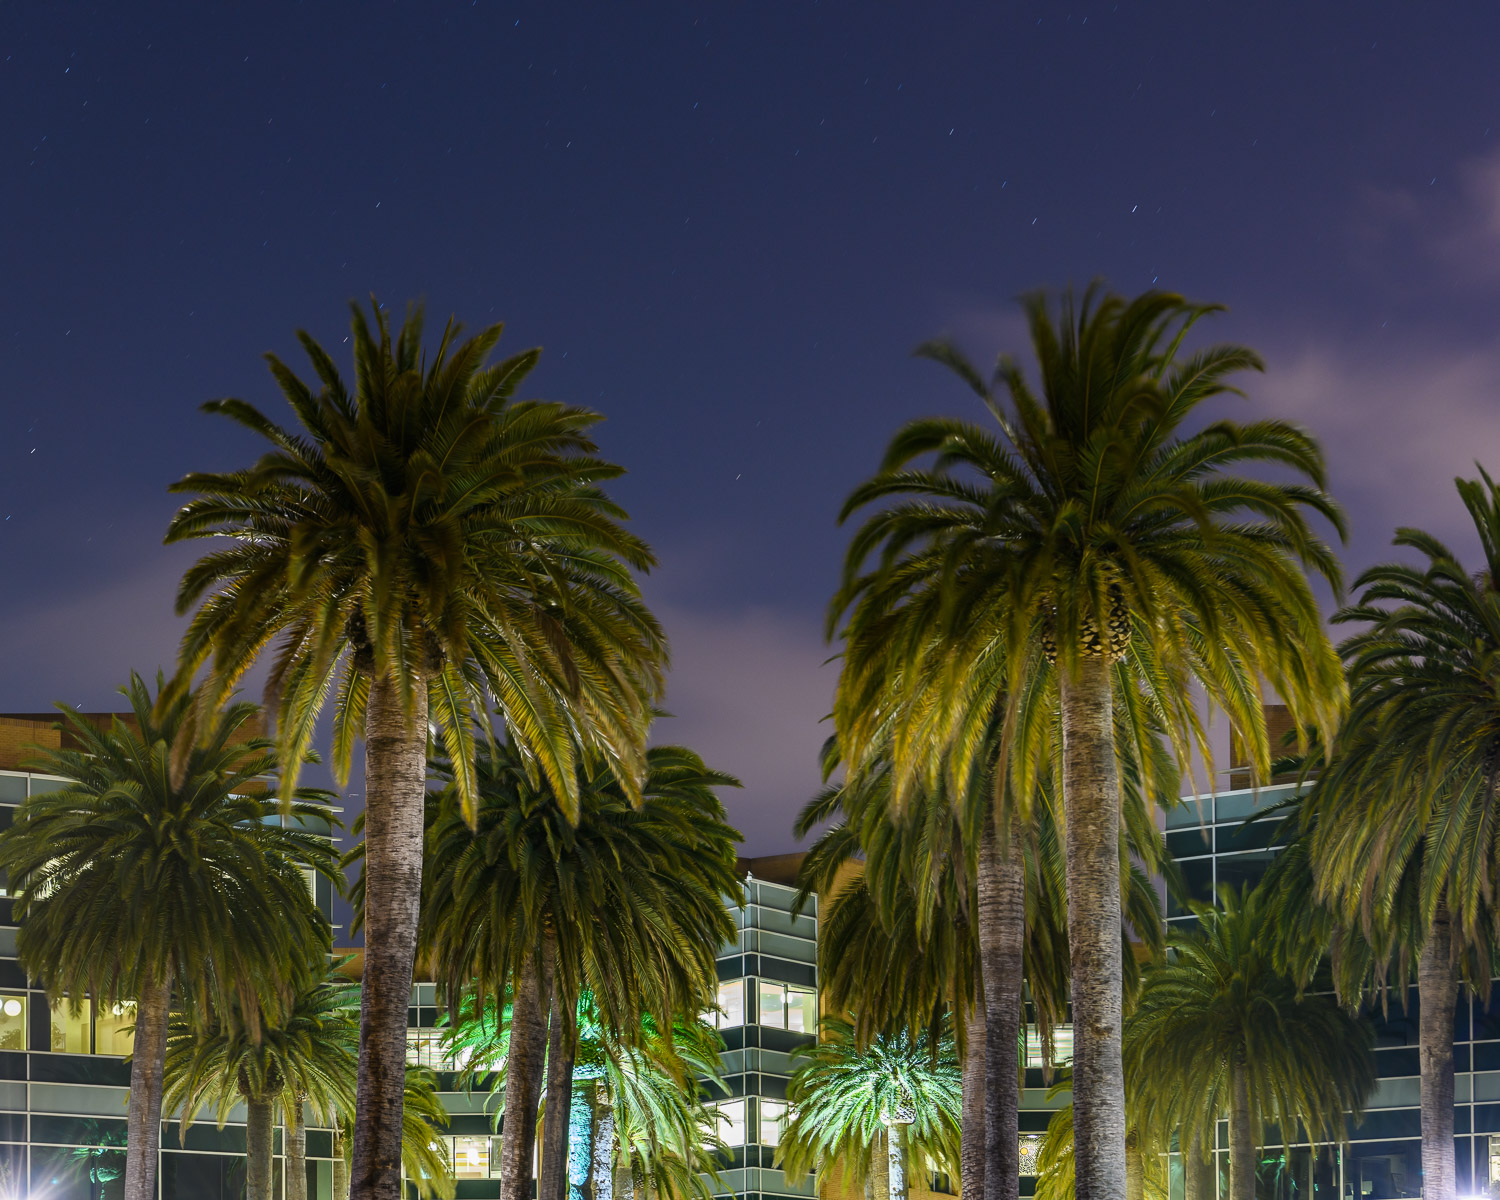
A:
<box><xmin>1419</xmin><ymin>908</ymin><xmax>1458</xmax><ymax>1200</ymax></box>
<box><xmin>590</xmin><ymin>1099</ymin><xmax>615</xmax><ymax>1200</ymax></box>
<box><xmin>246</xmin><ymin>1095</ymin><xmax>276</xmax><ymax>1200</ymax></box>
<box><xmin>886</xmin><ymin>1121</ymin><xmax>909</xmax><ymax>1200</ymax></box>
<box><xmin>122</xmin><ymin>970</ymin><xmax>170</xmax><ymax>1200</ymax></box>
<box><xmin>539</xmin><ymin>987</ymin><xmax>576</xmax><ymax>1200</ymax></box>
<box><xmin>350</xmin><ymin>674</ymin><xmax>429</xmax><ymax>1200</ymax></box>
<box><xmin>286</xmin><ymin>1097</ymin><xmax>308</xmax><ymax>1200</ymax></box>
<box><xmin>1059</xmin><ymin>656</ymin><xmax>1127</xmax><ymax>1200</ymax></box>
<box><xmin>1227</xmin><ymin>1060</ymin><xmax>1254</xmax><ymax>1200</ymax></box>
<box><xmin>500</xmin><ymin>934</ymin><xmax>555</xmax><ymax>1200</ymax></box>
<box><xmin>976</xmin><ymin>813</ymin><xmax>1024</xmax><ymax>1200</ymax></box>
<box><xmin>1183</xmin><ymin>1146</ymin><xmax>1214</xmax><ymax>1200</ymax></box>
<box><xmin>868</xmin><ymin>1128</ymin><xmax>891</xmax><ymax>1200</ymax></box>
<box><xmin>961</xmin><ymin>998</ymin><xmax>987</xmax><ymax>1200</ymax></box>
<box><xmin>334</xmin><ymin>1122</ymin><xmax>349</xmax><ymax>1200</ymax></box>
<box><xmin>1124</xmin><ymin>1128</ymin><xmax>1143</xmax><ymax>1200</ymax></box>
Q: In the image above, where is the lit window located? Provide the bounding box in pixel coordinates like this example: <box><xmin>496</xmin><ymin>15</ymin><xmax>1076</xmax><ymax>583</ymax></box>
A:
<box><xmin>94</xmin><ymin>1002</ymin><xmax>135</xmax><ymax>1057</ymax></box>
<box><xmin>0</xmin><ymin>994</ymin><xmax>24</xmax><ymax>1050</ymax></box>
<box><xmin>757</xmin><ymin>981</ymin><xmax>817</xmax><ymax>1032</ymax></box>
<box><xmin>758</xmin><ymin>1099</ymin><xmax>788</xmax><ymax>1146</ymax></box>
<box><xmin>1019</xmin><ymin>1134</ymin><xmax>1043</xmax><ymax>1177</ymax></box>
<box><xmin>406</xmin><ymin>1028</ymin><xmax>468</xmax><ymax>1071</ymax></box>
<box><xmin>50</xmin><ymin>998</ymin><xmax>90</xmax><ymax>1053</ymax></box>
<box><xmin>448</xmin><ymin>1135</ymin><xmax>498</xmax><ymax>1179</ymax></box>
<box><xmin>713</xmin><ymin>980</ymin><xmax>745</xmax><ymax>1029</ymax></box>
<box><xmin>711</xmin><ymin>1099</ymin><xmax>747</xmax><ymax>1147</ymax></box>
<box><xmin>1024</xmin><ymin>1024</ymin><xmax>1073</xmax><ymax>1070</ymax></box>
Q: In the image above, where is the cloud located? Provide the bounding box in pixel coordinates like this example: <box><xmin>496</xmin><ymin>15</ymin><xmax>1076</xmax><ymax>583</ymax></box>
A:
<box><xmin>1256</xmin><ymin>338</ymin><xmax>1500</xmax><ymax>560</ymax></box>
<box><xmin>652</xmin><ymin>603</ymin><xmax>835</xmax><ymax>856</ymax></box>
<box><xmin>1353</xmin><ymin>146</ymin><xmax>1500</xmax><ymax>284</ymax></box>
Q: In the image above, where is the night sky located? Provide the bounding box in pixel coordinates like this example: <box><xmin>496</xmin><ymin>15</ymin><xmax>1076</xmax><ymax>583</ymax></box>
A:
<box><xmin>4</xmin><ymin>3</ymin><xmax>1500</xmax><ymax>865</ymax></box>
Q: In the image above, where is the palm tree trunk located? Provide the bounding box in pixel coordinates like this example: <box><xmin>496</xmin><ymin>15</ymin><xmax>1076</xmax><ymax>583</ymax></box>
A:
<box><xmin>350</xmin><ymin>674</ymin><xmax>429</xmax><ymax>1200</ymax></box>
<box><xmin>1183</xmin><ymin>1145</ymin><xmax>1214</xmax><ymax>1200</ymax></box>
<box><xmin>977</xmin><ymin>813</ymin><xmax>1024</xmax><ymax>1200</ymax></box>
<box><xmin>539</xmin><ymin>986</ymin><xmax>576</xmax><ymax>1200</ymax></box>
<box><xmin>1419</xmin><ymin>908</ymin><xmax>1458</xmax><ymax>1200</ymax></box>
<box><xmin>334</xmin><ymin>1121</ymin><xmax>349</xmax><ymax>1200</ymax></box>
<box><xmin>590</xmin><ymin>1099</ymin><xmax>614</xmax><ymax>1200</ymax></box>
<box><xmin>1227</xmin><ymin>1060</ymin><xmax>1253</xmax><ymax>1200</ymax></box>
<box><xmin>500</xmin><ymin>933</ymin><xmax>556</xmax><ymax>1200</ymax></box>
<box><xmin>1124</xmin><ymin>1128</ymin><xmax>1143</xmax><ymax>1200</ymax></box>
<box><xmin>286</xmin><ymin>1096</ymin><xmax>308</xmax><ymax>1200</ymax></box>
<box><xmin>887</xmin><ymin>1121</ymin><xmax>909</xmax><ymax>1200</ymax></box>
<box><xmin>1059</xmin><ymin>656</ymin><xmax>1127</xmax><ymax>1200</ymax></box>
<box><xmin>122</xmin><ymin>970</ymin><xmax>170</xmax><ymax>1200</ymax></box>
<box><xmin>961</xmin><ymin>998</ymin><xmax>986</xmax><ymax>1200</ymax></box>
<box><xmin>869</xmin><ymin>1128</ymin><xmax>891</xmax><ymax>1200</ymax></box>
<box><xmin>246</xmin><ymin>1095</ymin><xmax>276</xmax><ymax>1200</ymax></box>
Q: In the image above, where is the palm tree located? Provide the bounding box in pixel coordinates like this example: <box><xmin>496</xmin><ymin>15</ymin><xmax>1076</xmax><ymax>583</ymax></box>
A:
<box><xmin>165</xmin><ymin>300</ymin><xmax>665</xmax><ymax>1200</ymax></box>
<box><xmin>1031</xmin><ymin>1075</ymin><xmax>1169</xmax><ymax>1200</ymax></box>
<box><xmin>831</xmin><ymin>285</ymin><xmax>1346</xmax><ymax>1198</ymax></box>
<box><xmin>444</xmin><ymin>994</ymin><xmax>728</xmax><ymax>1200</ymax></box>
<box><xmin>1301</xmin><ymin>469</ymin><xmax>1500</xmax><ymax>1200</ymax></box>
<box><xmin>780</xmin><ymin>1015</ymin><xmax>961</xmax><ymax>1200</ymax></box>
<box><xmin>0</xmin><ymin>674</ymin><xmax>335</xmax><ymax>1200</ymax></box>
<box><xmin>410</xmin><ymin>736</ymin><xmax>741</xmax><ymax>1200</ymax></box>
<box><xmin>332</xmin><ymin>1070</ymin><xmax>455</xmax><ymax>1200</ymax></box>
<box><xmin>1124</xmin><ymin>887</ymin><xmax>1375</xmax><ymax>1200</ymax></box>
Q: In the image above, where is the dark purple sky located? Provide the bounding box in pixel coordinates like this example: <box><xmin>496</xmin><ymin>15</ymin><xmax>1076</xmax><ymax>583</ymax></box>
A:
<box><xmin>4</xmin><ymin>3</ymin><xmax>1500</xmax><ymax>860</ymax></box>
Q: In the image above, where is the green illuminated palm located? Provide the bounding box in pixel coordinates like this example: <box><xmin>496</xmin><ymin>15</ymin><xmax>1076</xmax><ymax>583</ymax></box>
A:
<box><xmin>165</xmin><ymin>300</ymin><xmax>665</xmax><ymax>1200</ymax></box>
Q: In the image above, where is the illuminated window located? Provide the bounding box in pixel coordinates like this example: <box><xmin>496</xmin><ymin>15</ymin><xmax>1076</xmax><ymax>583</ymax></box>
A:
<box><xmin>448</xmin><ymin>1135</ymin><xmax>498</xmax><ymax>1179</ymax></box>
<box><xmin>1024</xmin><ymin>1024</ymin><xmax>1073</xmax><ymax>1070</ymax></box>
<box><xmin>1019</xmin><ymin>1134</ymin><xmax>1043</xmax><ymax>1177</ymax></box>
<box><xmin>50</xmin><ymin>998</ymin><xmax>90</xmax><ymax>1053</ymax></box>
<box><xmin>758</xmin><ymin>1099</ymin><xmax>788</xmax><ymax>1146</ymax></box>
<box><xmin>711</xmin><ymin>1099</ymin><xmax>747</xmax><ymax>1147</ymax></box>
<box><xmin>758</xmin><ymin>981</ymin><xmax>817</xmax><ymax>1032</ymax></box>
<box><xmin>0</xmin><ymin>995</ymin><xmax>24</xmax><ymax>1050</ymax></box>
<box><xmin>713</xmin><ymin>979</ymin><xmax>746</xmax><ymax>1029</ymax></box>
<box><xmin>407</xmin><ymin>1028</ymin><xmax>468</xmax><ymax>1071</ymax></box>
<box><xmin>94</xmin><ymin>1002</ymin><xmax>135</xmax><ymax>1057</ymax></box>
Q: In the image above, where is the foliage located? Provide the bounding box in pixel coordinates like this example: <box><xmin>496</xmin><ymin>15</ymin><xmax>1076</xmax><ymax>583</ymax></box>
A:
<box><xmin>1125</xmin><ymin>886</ymin><xmax>1376</xmax><ymax>1160</ymax></box>
<box><xmin>779</xmin><ymin>1015</ymin><xmax>961</xmax><ymax>1190</ymax></box>
<box><xmin>164</xmin><ymin>298</ymin><xmax>664</xmax><ymax>820</ymax></box>
<box><xmin>0</xmin><ymin>672</ymin><xmax>336</xmax><ymax>1020</ymax></box>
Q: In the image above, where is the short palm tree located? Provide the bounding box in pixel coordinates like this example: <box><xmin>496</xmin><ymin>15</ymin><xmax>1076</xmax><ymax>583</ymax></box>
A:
<box><xmin>411</xmin><ymin>736</ymin><xmax>740</xmax><ymax>1200</ymax></box>
<box><xmin>165</xmin><ymin>300</ymin><xmax>664</xmax><ymax>1200</ymax></box>
<box><xmin>0</xmin><ymin>674</ymin><xmax>335</xmax><ymax>1200</ymax></box>
<box><xmin>1303</xmin><ymin>469</ymin><xmax>1500</xmax><ymax>1200</ymax></box>
<box><xmin>780</xmin><ymin>1015</ymin><xmax>961</xmax><ymax>1200</ymax></box>
<box><xmin>831</xmin><ymin>285</ymin><xmax>1346</xmax><ymax>1196</ymax></box>
<box><xmin>1125</xmin><ymin>887</ymin><xmax>1375</xmax><ymax>1200</ymax></box>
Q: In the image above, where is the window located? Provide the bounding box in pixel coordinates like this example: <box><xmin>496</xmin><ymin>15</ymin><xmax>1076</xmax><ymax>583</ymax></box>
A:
<box><xmin>710</xmin><ymin>1099</ymin><xmax>747</xmax><ymax>1147</ymax></box>
<box><xmin>757</xmin><ymin>981</ymin><xmax>817</xmax><ymax>1032</ymax></box>
<box><xmin>407</xmin><ymin>1028</ymin><xmax>468</xmax><ymax>1071</ymax></box>
<box><xmin>50</xmin><ymin>998</ymin><xmax>90</xmax><ymax>1053</ymax></box>
<box><xmin>94</xmin><ymin>1002</ymin><xmax>135</xmax><ymax>1056</ymax></box>
<box><xmin>1024</xmin><ymin>1024</ymin><xmax>1072</xmax><ymax>1070</ymax></box>
<box><xmin>448</xmin><ymin>1135</ymin><xmax>498</xmax><ymax>1179</ymax></box>
<box><xmin>713</xmin><ymin>979</ymin><xmax>746</xmax><ymax>1029</ymax></box>
<box><xmin>930</xmin><ymin>1171</ymin><xmax>956</xmax><ymax>1195</ymax></box>
<box><xmin>1019</xmin><ymin>1134</ymin><xmax>1043</xmax><ymax>1177</ymax></box>
<box><xmin>0</xmin><ymin>994</ymin><xmax>24</xmax><ymax>1050</ymax></box>
<box><xmin>758</xmin><ymin>1099</ymin><xmax>788</xmax><ymax>1146</ymax></box>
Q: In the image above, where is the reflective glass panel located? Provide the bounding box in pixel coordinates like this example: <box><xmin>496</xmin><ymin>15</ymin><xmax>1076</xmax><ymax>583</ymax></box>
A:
<box><xmin>50</xmin><ymin>997</ymin><xmax>90</xmax><ymax>1053</ymax></box>
<box><xmin>758</xmin><ymin>981</ymin><xmax>785</xmax><ymax>1029</ymax></box>
<box><xmin>0</xmin><ymin>994</ymin><xmax>24</xmax><ymax>1050</ymax></box>
<box><xmin>759</xmin><ymin>1099</ymin><xmax>787</xmax><ymax>1146</ymax></box>
<box><xmin>95</xmin><ymin>1002</ymin><xmax>135</xmax><ymax>1056</ymax></box>
<box><xmin>715</xmin><ymin>979</ymin><xmax>745</xmax><ymax>1029</ymax></box>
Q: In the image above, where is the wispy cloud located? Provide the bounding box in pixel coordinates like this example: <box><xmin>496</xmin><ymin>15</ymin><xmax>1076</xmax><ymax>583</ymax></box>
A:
<box><xmin>1353</xmin><ymin>145</ymin><xmax>1500</xmax><ymax>285</ymax></box>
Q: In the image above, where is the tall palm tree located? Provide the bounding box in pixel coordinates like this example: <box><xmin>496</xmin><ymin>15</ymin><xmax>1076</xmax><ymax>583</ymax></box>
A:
<box><xmin>832</xmin><ymin>286</ymin><xmax>1346</xmax><ymax>1199</ymax></box>
<box><xmin>164</xmin><ymin>300</ymin><xmax>665</xmax><ymax>1200</ymax></box>
<box><xmin>1125</xmin><ymin>887</ymin><xmax>1375</xmax><ymax>1200</ymax></box>
<box><xmin>1031</xmin><ymin>1075</ymin><xmax>1170</xmax><ymax>1200</ymax></box>
<box><xmin>1302</xmin><ymin>469</ymin><xmax>1500</xmax><ymax>1200</ymax></box>
<box><xmin>410</xmin><ymin>736</ymin><xmax>740</xmax><ymax>1200</ymax></box>
<box><xmin>330</xmin><ymin>1070</ymin><xmax>455</xmax><ymax>1200</ymax></box>
<box><xmin>0</xmin><ymin>674</ymin><xmax>335</xmax><ymax>1200</ymax></box>
<box><xmin>780</xmin><ymin>1015</ymin><xmax>961</xmax><ymax>1200</ymax></box>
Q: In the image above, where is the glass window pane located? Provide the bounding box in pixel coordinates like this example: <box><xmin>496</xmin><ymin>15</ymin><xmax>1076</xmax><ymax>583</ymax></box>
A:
<box><xmin>759</xmin><ymin>1100</ymin><xmax>787</xmax><ymax>1146</ymax></box>
<box><xmin>0</xmin><ymin>994</ymin><xmax>24</xmax><ymax>1050</ymax></box>
<box><xmin>50</xmin><ymin>998</ymin><xmax>90</xmax><ymax>1053</ymax></box>
<box><xmin>758</xmin><ymin>981</ymin><xmax>785</xmax><ymax>1029</ymax></box>
<box><xmin>450</xmin><ymin>1135</ymin><xmax>492</xmax><ymax>1179</ymax></box>
<box><xmin>716</xmin><ymin>980</ymin><xmax>745</xmax><ymax>1029</ymax></box>
<box><xmin>1024</xmin><ymin>1024</ymin><xmax>1073</xmax><ymax>1070</ymax></box>
<box><xmin>94</xmin><ymin>1002</ymin><xmax>135</xmax><ymax>1056</ymax></box>
<box><xmin>785</xmin><ymin>986</ymin><xmax>817</xmax><ymax>1034</ymax></box>
<box><xmin>713</xmin><ymin>1099</ymin><xmax>746</xmax><ymax>1146</ymax></box>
